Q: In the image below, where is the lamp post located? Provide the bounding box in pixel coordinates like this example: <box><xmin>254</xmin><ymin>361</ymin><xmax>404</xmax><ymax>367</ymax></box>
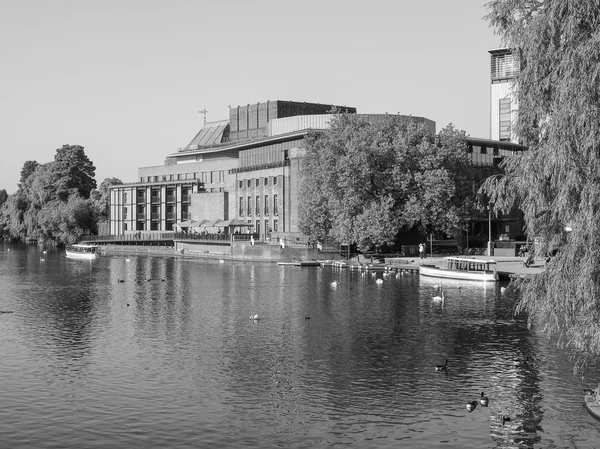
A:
<box><xmin>487</xmin><ymin>204</ymin><xmax>493</xmax><ymax>257</ymax></box>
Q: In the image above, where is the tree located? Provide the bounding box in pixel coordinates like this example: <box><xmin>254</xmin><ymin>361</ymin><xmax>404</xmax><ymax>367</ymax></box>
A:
<box><xmin>0</xmin><ymin>146</ymin><xmax>98</xmax><ymax>244</ymax></box>
<box><xmin>19</xmin><ymin>160</ymin><xmax>39</xmax><ymax>188</ymax></box>
<box><xmin>0</xmin><ymin>189</ymin><xmax>7</xmax><ymax>208</ymax></box>
<box><xmin>90</xmin><ymin>177</ymin><xmax>123</xmax><ymax>220</ymax></box>
<box><xmin>298</xmin><ymin>114</ymin><xmax>473</xmax><ymax>251</ymax></box>
<box><xmin>53</xmin><ymin>144</ymin><xmax>97</xmax><ymax>200</ymax></box>
<box><xmin>37</xmin><ymin>196</ymin><xmax>96</xmax><ymax>244</ymax></box>
<box><xmin>483</xmin><ymin>0</ymin><xmax>600</xmax><ymax>369</ymax></box>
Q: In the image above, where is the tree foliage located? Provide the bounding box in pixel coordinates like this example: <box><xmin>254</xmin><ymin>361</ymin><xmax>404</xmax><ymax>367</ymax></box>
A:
<box><xmin>53</xmin><ymin>144</ymin><xmax>97</xmax><ymax>200</ymax></box>
<box><xmin>90</xmin><ymin>177</ymin><xmax>123</xmax><ymax>220</ymax></box>
<box><xmin>298</xmin><ymin>114</ymin><xmax>473</xmax><ymax>251</ymax></box>
<box><xmin>483</xmin><ymin>0</ymin><xmax>600</xmax><ymax>368</ymax></box>
<box><xmin>0</xmin><ymin>145</ymin><xmax>103</xmax><ymax>245</ymax></box>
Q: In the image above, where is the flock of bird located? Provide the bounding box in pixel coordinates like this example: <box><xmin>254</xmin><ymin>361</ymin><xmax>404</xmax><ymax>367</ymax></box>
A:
<box><xmin>329</xmin><ymin>268</ymin><xmax>415</xmax><ymax>288</ymax></box>
<box><xmin>435</xmin><ymin>358</ymin><xmax>516</xmax><ymax>426</ymax></box>
<box><xmin>435</xmin><ymin>359</ymin><xmax>513</xmax><ymax>425</ymax></box>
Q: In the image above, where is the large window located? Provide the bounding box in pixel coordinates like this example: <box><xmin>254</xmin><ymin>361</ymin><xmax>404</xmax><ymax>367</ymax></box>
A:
<box><xmin>247</xmin><ymin>196</ymin><xmax>252</xmax><ymax>216</ymax></box>
<box><xmin>264</xmin><ymin>195</ymin><xmax>269</xmax><ymax>216</ymax></box>
<box><xmin>239</xmin><ymin>197</ymin><xmax>244</xmax><ymax>216</ymax></box>
<box><xmin>273</xmin><ymin>219</ymin><xmax>278</xmax><ymax>232</ymax></box>
<box><xmin>491</xmin><ymin>52</ymin><xmax>519</xmax><ymax>80</ymax></box>
<box><xmin>273</xmin><ymin>194</ymin><xmax>278</xmax><ymax>216</ymax></box>
<box><xmin>499</xmin><ymin>98</ymin><xmax>511</xmax><ymax>141</ymax></box>
<box><xmin>255</xmin><ymin>195</ymin><xmax>260</xmax><ymax>216</ymax></box>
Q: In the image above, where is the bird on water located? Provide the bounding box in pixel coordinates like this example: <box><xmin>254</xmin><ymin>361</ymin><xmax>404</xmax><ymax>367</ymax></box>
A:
<box><xmin>435</xmin><ymin>360</ymin><xmax>449</xmax><ymax>371</ymax></box>
<box><xmin>466</xmin><ymin>401</ymin><xmax>478</xmax><ymax>412</ymax></box>
<box><xmin>479</xmin><ymin>392</ymin><xmax>489</xmax><ymax>407</ymax></box>
<box><xmin>432</xmin><ymin>291</ymin><xmax>445</xmax><ymax>302</ymax></box>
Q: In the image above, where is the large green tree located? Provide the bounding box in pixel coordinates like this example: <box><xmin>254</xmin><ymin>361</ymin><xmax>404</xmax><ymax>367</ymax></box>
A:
<box><xmin>0</xmin><ymin>145</ymin><xmax>99</xmax><ymax>244</ymax></box>
<box><xmin>299</xmin><ymin>114</ymin><xmax>473</xmax><ymax>251</ymax></box>
<box><xmin>483</xmin><ymin>0</ymin><xmax>600</xmax><ymax>368</ymax></box>
<box><xmin>53</xmin><ymin>144</ymin><xmax>97</xmax><ymax>200</ymax></box>
<box><xmin>90</xmin><ymin>177</ymin><xmax>123</xmax><ymax>220</ymax></box>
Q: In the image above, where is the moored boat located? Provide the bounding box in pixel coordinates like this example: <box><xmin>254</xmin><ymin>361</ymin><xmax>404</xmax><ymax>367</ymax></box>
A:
<box><xmin>65</xmin><ymin>244</ymin><xmax>99</xmax><ymax>260</ymax></box>
<box><xmin>419</xmin><ymin>257</ymin><xmax>498</xmax><ymax>282</ymax></box>
<box><xmin>585</xmin><ymin>393</ymin><xmax>600</xmax><ymax>421</ymax></box>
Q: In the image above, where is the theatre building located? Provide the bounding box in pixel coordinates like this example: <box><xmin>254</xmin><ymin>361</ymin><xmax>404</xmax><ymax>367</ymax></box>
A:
<box><xmin>109</xmin><ymin>100</ymin><xmax>435</xmax><ymax>241</ymax></box>
<box><xmin>109</xmin><ymin>99</ymin><xmax>526</xmax><ymax>246</ymax></box>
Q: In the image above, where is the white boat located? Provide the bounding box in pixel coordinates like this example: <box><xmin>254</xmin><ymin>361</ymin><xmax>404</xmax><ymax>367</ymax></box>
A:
<box><xmin>419</xmin><ymin>257</ymin><xmax>498</xmax><ymax>282</ymax></box>
<box><xmin>65</xmin><ymin>244</ymin><xmax>99</xmax><ymax>260</ymax></box>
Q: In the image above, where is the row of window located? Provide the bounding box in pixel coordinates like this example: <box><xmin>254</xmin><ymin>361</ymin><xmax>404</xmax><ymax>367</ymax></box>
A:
<box><xmin>125</xmin><ymin>217</ymin><xmax>280</xmax><ymax>235</ymax></box>
<box><xmin>238</xmin><ymin>176</ymin><xmax>278</xmax><ymax>189</ymax></box>
<box><xmin>239</xmin><ymin>194</ymin><xmax>278</xmax><ymax>217</ymax></box>
<box><xmin>249</xmin><ymin>219</ymin><xmax>279</xmax><ymax>235</ymax></box>
<box><xmin>140</xmin><ymin>171</ymin><xmax>225</xmax><ymax>184</ymax></box>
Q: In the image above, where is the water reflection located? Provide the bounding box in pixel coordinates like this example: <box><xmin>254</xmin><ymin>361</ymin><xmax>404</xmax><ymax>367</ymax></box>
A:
<box><xmin>0</xmin><ymin>243</ymin><xmax>599</xmax><ymax>448</ymax></box>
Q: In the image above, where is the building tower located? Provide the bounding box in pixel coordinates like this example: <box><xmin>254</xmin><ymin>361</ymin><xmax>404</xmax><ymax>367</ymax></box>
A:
<box><xmin>489</xmin><ymin>48</ymin><xmax>519</xmax><ymax>143</ymax></box>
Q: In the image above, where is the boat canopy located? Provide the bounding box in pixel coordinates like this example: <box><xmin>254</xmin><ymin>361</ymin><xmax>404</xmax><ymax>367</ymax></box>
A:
<box><xmin>444</xmin><ymin>257</ymin><xmax>496</xmax><ymax>272</ymax></box>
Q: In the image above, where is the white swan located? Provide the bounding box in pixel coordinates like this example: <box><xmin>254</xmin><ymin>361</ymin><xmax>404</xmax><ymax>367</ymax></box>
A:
<box><xmin>331</xmin><ymin>280</ymin><xmax>338</xmax><ymax>287</ymax></box>
<box><xmin>249</xmin><ymin>314</ymin><xmax>260</xmax><ymax>321</ymax></box>
<box><xmin>376</xmin><ymin>278</ymin><xmax>384</xmax><ymax>284</ymax></box>
<box><xmin>432</xmin><ymin>291</ymin><xmax>445</xmax><ymax>302</ymax></box>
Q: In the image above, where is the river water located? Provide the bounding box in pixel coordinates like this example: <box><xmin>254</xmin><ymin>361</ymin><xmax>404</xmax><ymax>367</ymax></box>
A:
<box><xmin>0</xmin><ymin>242</ymin><xmax>599</xmax><ymax>448</ymax></box>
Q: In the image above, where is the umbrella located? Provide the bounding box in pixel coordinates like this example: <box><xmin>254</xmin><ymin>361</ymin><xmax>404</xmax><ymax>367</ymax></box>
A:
<box><xmin>206</xmin><ymin>219</ymin><xmax>223</xmax><ymax>227</ymax></box>
<box><xmin>192</xmin><ymin>219</ymin><xmax>212</xmax><ymax>227</ymax></box>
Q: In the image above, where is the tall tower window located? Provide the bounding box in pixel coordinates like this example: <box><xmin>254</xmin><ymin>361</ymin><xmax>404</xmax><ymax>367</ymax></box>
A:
<box><xmin>499</xmin><ymin>98</ymin><xmax>511</xmax><ymax>141</ymax></box>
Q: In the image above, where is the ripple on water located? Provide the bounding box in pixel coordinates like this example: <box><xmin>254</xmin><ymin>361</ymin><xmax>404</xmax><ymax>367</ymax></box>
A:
<box><xmin>0</xmin><ymin>249</ymin><xmax>599</xmax><ymax>448</ymax></box>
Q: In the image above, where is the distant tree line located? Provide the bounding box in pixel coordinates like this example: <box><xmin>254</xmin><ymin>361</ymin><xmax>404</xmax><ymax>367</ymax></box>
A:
<box><xmin>0</xmin><ymin>144</ymin><xmax>122</xmax><ymax>245</ymax></box>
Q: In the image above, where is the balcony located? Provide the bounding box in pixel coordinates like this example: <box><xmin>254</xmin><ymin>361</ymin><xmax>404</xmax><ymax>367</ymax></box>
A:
<box><xmin>166</xmin><ymin>212</ymin><xmax>175</xmax><ymax>220</ymax></box>
<box><xmin>182</xmin><ymin>194</ymin><xmax>190</xmax><ymax>203</ymax></box>
<box><xmin>137</xmin><ymin>213</ymin><xmax>146</xmax><ymax>220</ymax></box>
<box><xmin>151</xmin><ymin>196</ymin><xmax>160</xmax><ymax>204</ymax></box>
<box><xmin>151</xmin><ymin>213</ymin><xmax>160</xmax><ymax>220</ymax></box>
<box><xmin>137</xmin><ymin>196</ymin><xmax>146</xmax><ymax>203</ymax></box>
<box><xmin>166</xmin><ymin>195</ymin><xmax>176</xmax><ymax>203</ymax></box>
<box><xmin>181</xmin><ymin>212</ymin><xmax>191</xmax><ymax>220</ymax></box>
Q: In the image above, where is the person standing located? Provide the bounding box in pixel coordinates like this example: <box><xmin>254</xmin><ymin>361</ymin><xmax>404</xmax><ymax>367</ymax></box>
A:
<box><xmin>419</xmin><ymin>243</ymin><xmax>424</xmax><ymax>259</ymax></box>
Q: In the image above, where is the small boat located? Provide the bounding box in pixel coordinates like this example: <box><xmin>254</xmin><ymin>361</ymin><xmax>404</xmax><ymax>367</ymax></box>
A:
<box><xmin>584</xmin><ymin>393</ymin><xmax>600</xmax><ymax>421</ymax></box>
<box><xmin>65</xmin><ymin>244</ymin><xmax>99</xmax><ymax>260</ymax></box>
<box><xmin>419</xmin><ymin>257</ymin><xmax>498</xmax><ymax>282</ymax></box>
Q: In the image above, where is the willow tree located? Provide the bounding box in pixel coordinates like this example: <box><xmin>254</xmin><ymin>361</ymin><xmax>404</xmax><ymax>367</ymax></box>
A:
<box><xmin>484</xmin><ymin>1</ymin><xmax>600</xmax><ymax>369</ymax></box>
<box><xmin>298</xmin><ymin>114</ymin><xmax>473</xmax><ymax>251</ymax></box>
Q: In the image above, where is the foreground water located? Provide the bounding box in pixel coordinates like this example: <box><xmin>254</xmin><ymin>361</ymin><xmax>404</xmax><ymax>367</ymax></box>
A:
<box><xmin>0</xmin><ymin>243</ymin><xmax>599</xmax><ymax>448</ymax></box>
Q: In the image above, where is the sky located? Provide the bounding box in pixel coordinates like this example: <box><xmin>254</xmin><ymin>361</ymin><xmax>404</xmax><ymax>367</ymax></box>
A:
<box><xmin>0</xmin><ymin>0</ymin><xmax>503</xmax><ymax>194</ymax></box>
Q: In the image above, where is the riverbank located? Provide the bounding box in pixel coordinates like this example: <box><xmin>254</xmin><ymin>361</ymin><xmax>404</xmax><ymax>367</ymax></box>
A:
<box><xmin>99</xmin><ymin>244</ymin><xmax>544</xmax><ymax>279</ymax></box>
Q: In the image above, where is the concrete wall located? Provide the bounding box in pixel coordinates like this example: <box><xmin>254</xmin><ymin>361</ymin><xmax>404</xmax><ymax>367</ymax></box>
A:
<box><xmin>191</xmin><ymin>191</ymin><xmax>229</xmax><ymax>221</ymax></box>
<box><xmin>174</xmin><ymin>240</ymin><xmax>319</xmax><ymax>261</ymax></box>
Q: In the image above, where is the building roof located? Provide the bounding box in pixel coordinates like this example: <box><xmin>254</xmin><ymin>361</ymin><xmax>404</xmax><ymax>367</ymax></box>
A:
<box><xmin>166</xmin><ymin>129</ymin><xmax>312</xmax><ymax>159</ymax></box>
<box><xmin>467</xmin><ymin>136</ymin><xmax>527</xmax><ymax>151</ymax></box>
<box><xmin>181</xmin><ymin>120</ymin><xmax>229</xmax><ymax>151</ymax></box>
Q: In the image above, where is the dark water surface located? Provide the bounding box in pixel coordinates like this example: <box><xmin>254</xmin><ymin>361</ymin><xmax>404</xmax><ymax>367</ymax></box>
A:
<box><xmin>1</xmin><ymin>243</ymin><xmax>599</xmax><ymax>448</ymax></box>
